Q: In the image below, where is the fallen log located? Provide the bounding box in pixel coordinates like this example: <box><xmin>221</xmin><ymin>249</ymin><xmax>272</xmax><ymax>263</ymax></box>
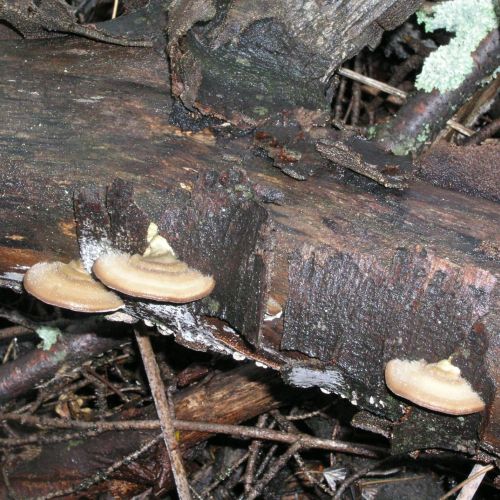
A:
<box><xmin>0</xmin><ymin>37</ymin><xmax>499</xmax><ymax>461</ymax></box>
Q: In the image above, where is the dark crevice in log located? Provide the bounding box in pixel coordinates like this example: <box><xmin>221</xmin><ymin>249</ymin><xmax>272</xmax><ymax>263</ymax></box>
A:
<box><xmin>167</xmin><ymin>0</ymin><xmax>424</xmax><ymax>126</ymax></box>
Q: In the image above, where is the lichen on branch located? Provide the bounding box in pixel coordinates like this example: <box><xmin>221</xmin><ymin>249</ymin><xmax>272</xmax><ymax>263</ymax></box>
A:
<box><xmin>415</xmin><ymin>0</ymin><xmax>497</xmax><ymax>93</ymax></box>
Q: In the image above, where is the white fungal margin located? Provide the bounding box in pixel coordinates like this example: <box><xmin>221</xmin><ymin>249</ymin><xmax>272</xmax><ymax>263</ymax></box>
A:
<box><xmin>285</xmin><ymin>365</ymin><xmax>347</xmax><ymax>394</ymax></box>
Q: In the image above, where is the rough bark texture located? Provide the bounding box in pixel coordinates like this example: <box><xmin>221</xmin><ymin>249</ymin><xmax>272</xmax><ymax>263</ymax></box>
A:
<box><xmin>0</xmin><ymin>0</ymin><xmax>161</xmax><ymax>46</ymax></box>
<box><xmin>416</xmin><ymin>141</ymin><xmax>500</xmax><ymax>203</ymax></box>
<box><xmin>282</xmin><ymin>245</ymin><xmax>495</xmax><ymax>422</ymax></box>
<box><xmin>167</xmin><ymin>0</ymin><xmax>423</xmax><ymax>126</ymax></box>
<box><xmin>0</xmin><ymin>36</ymin><xmax>499</xmax><ymax>461</ymax></box>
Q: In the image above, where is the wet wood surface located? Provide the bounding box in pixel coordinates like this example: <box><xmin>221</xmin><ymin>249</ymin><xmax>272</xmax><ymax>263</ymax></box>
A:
<box><xmin>0</xmin><ymin>38</ymin><xmax>499</xmax><ymax>456</ymax></box>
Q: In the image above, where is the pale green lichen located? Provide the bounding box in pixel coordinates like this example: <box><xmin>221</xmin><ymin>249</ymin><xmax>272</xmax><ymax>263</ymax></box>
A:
<box><xmin>387</xmin><ymin>123</ymin><xmax>432</xmax><ymax>156</ymax></box>
<box><xmin>36</xmin><ymin>326</ymin><xmax>62</xmax><ymax>351</ymax></box>
<box><xmin>415</xmin><ymin>0</ymin><xmax>497</xmax><ymax>93</ymax></box>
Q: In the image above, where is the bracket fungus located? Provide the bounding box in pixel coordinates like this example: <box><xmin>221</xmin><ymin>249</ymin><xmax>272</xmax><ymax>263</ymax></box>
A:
<box><xmin>93</xmin><ymin>225</ymin><xmax>215</xmax><ymax>303</ymax></box>
<box><xmin>385</xmin><ymin>358</ymin><xmax>485</xmax><ymax>415</ymax></box>
<box><xmin>93</xmin><ymin>251</ymin><xmax>215</xmax><ymax>303</ymax></box>
<box><xmin>23</xmin><ymin>260</ymin><xmax>125</xmax><ymax>313</ymax></box>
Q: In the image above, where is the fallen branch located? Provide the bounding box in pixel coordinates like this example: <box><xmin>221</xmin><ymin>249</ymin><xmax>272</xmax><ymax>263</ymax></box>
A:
<box><xmin>0</xmin><ymin>364</ymin><xmax>299</xmax><ymax>497</ymax></box>
<box><xmin>135</xmin><ymin>328</ymin><xmax>192</xmax><ymax>500</ymax></box>
<box><xmin>0</xmin><ymin>327</ymin><xmax>125</xmax><ymax>403</ymax></box>
<box><xmin>0</xmin><ymin>413</ymin><xmax>385</xmax><ymax>458</ymax></box>
<box><xmin>374</xmin><ymin>29</ymin><xmax>499</xmax><ymax>154</ymax></box>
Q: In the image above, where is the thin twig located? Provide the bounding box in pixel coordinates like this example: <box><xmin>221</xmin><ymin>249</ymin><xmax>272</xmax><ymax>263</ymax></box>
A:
<box><xmin>0</xmin><ymin>325</ymin><xmax>34</xmax><ymax>341</ymax></box>
<box><xmin>202</xmin><ymin>450</ymin><xmax>249</xmax><ymax>495</ymax></box>
<box><xmin>440</xmin><ymin>464</ymin><xmax>495</xmax><ymax>500</ymax></box>
<box><xmin>0</xmin><ymin>413</ymin><xmax>386</xmax><ymax>457</ymax></box>
<box><xmin>84</xmin><ymin>366</ymin><xmax>130</xmax><ymax>403</ymax></box>
<box><xmin>351</xmin><ymin>56</ymin><xmax>362</xmax><ymax>126</ymax></box>
<box><xmin>464</xmin><ymin>117</ymin><xmax>500</xmax><ymax>145</ymax></box>
<box><xmin>111</xmin><ymin>0</ymin><xmax>119</xmax><ymax>19</ymax></box>
<box><xmin>254</xmin><ymin>443</ymin><xmax>278</xmax><ymax>481</ymax></box>
<box><xmin>271</xmin><ymin>408</ymin><xmax>335</xmax><ymax>496</ymax></box>
<box><xmin>244</xmin><ymin>414</ymin><xmax>269</xmax><ymax>494</ymax></box>
<box><xmin>33</xmin><ymin>434</ymin><xmax>163</xmax><ymax>500</ymax></box>
<box><xmin>134</xmin><ymin>329</ymin><xmax>192</xmax><ymax>500</ymax></box>
<box><xmin>334</xmin><ymin>77</ymin><xmax>347</xmax><ymax>121</ymax></box>
<box><xmin>338</xmin><ymin>67</ymin><xmax>407</xmax><ymax>99</ymax></box>
<box><xmin>246</xmin><ymin>441</ymin><xmax>303</xmax><ymax>500</ymax></box>
<box><xmin>333</xmin><ymin>457</ymin><xmax>395</xmax><ymax>500</ymax></box>
<box><xmin>2</xmin><ymin>338</ymin><xmax>17</xmax><ymax>364</ymax></box>
<box><xmin>337</xmin><ymin>67</ymin><xmax>474</xmax><ymax>136</ymax></box>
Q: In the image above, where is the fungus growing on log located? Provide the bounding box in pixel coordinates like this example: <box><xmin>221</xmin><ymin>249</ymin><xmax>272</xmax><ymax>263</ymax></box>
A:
<box><xmin>93</xmin><ymin>251</ymin><xmax>215</xmax><ymax>303</ymax></box>
<box><xmin>385</xmin><ymin>358</ymin><xmax>485</xmax><ymax>415</ymax></box>
<box><xmin>93</xmin><ymin>224</ymin><xmax>215</xmax><ymax>303</ymax></box>
<box><xmin>23</xmin><ymin>260</ymin><xmax>124</xmax><ymax>313</ymax></box>
<box><xmin>265</xmin><ymin>296</ymin><xmax>283</xmax><ymax>321</ymax></box>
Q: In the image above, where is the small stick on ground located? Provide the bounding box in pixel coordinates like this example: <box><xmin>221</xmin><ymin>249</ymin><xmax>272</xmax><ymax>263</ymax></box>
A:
<box><xmin>333</xmin><ymin>457</ymin><xmax>395</xmax><ymax>500</ymax></box>
<box><xmin>464</xmin><ymin>118</ymin><xmax>500</xmax><ymax>145</ymax></box>
<box><xmin>245</xmin><ymin>441</ymin><xmax>303</xmax><ymax>500</ymax></box>
<box><xmin>134</xmin><ymin>328</ymin><xmax>192</xmax><ymax>500</ymax></box>
<box><xmin>337</xmin><ymin>67</ymin><xmax>474</xmax><ymax>136</ymax></box>
<box><xmin>244</xmin><ymin>413</ymin><xmax>270</xmax><ymax>495</ymax></box>
<box><xmin>36</xmin><ymin>434</ymin><xmax>163</xmax><ymax>500</ymax></box>
<box><xmin>0</xmin><ymin>413</ymin><xmax>387</xmax><ymax>457</ymax></box>
<box><xmin>0</xmin><ymin>325</ymin><xmax>33</xmax><ymax>341</ymax></box>
<box><xmin>440</xmin><ymin>463</ymin><xmax>495</xmax><ymax>500</ymax></box>
<box><xmin>350</xmin><ymin>56</ymin><xmax>363</xmax><ymax>126</ymax></box>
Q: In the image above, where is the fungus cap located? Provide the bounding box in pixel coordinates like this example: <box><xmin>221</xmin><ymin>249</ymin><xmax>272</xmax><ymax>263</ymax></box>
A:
<box><xmin>385</xmin><ymin>358</ymin><xmax>485</xmax><ymax>415</ymax></box>
<box><xmin>93</xmin><ymin>251</ymin><xmax>215</xmax><ymax>303</ymax></box>
<box><xmin>265</xmin><ymin>297</ymin><xmax>283</xmax><ymax>321</ymax></box>
<box><xmin>23</xmin><ymin>260</ymin><xmax>125</xmax><ymax>313</ymax></box>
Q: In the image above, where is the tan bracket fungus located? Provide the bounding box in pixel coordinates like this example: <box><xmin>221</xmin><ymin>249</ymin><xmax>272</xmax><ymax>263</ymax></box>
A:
<box><xmin>385</xmin><ymin>358</ymin><xmax>486</xmax><ymax>416</ymax></box>
<box><xmin>92</xmin><ymin>223</ymin><xmax>215</xmax><ymax>303</ymax></box>
<box><xmin>23</xmin><ymin>260</ymin><xmax>125</xmax><ymax>313</ymax></box>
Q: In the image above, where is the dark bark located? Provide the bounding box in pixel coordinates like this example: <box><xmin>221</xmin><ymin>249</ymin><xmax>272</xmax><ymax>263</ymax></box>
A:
<box><xmin>0</xmin><ymin>327</ymin><xmax>124</xmax><ymax>403</ymax></box>
<box><xmin>416</xmin><ymin>142</ymin><xmax>500</xmax><ymax>203</ymax></box>
<box><xmin>316</xmin><ymin>135</ymin><xmax>413</xmax><ymax>189</ymax></box>
<box><xmin>167</xmin><ymin>0</ymin><xmax>423</xmax><ymax>126</ymax></box>
<box><xmin>0</xmin><ymin>0</ymin><xmax>160</xmax><ymax>46</ymax></box>
<box><xmin>0</xmin><ymin>36</ymin><xmax>499</xmax><ymax>460</ymax></box>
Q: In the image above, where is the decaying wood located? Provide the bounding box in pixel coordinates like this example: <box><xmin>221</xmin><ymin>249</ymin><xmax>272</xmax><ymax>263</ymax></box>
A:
<box><xmin>0</xmin><ymin>326</ymin><xmax>125</xmax><ymax>404</ymax></box>
<box><xmin>0</xmin><ymin>364</ymin><xmax>298</xmax><ymax>497</ymax></box>
<box><xmin>167</xmin><ymin>0</ymin><xmax>423</xmax><ymax>126</ymax></box>
<box><xmin>316</xmin><ymin>135</ymin><xmax>412</xmax><ymax>189</ymax></box>
<box><xmin>416</xmin><ymin>142</ymin><xmax>500</xmax><ymax>203</ymax></box>
<box><xmin>0</xmin><ymin>34</ymin><xmax>499</xmax><ymax>464</ymax></box>
<box><xmin>0</xmin><ymin>0</ymin><xmax>158</xmax><ymax>46</ymax></box>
